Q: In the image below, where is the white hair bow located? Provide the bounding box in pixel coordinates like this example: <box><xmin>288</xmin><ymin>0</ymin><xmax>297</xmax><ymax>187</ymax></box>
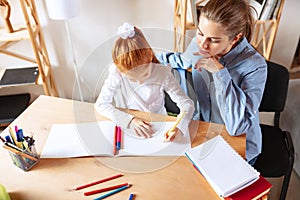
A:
<box><xmin>117</xmin><ymin>22</ymin><xmax>135</xmax><ymax>39</ymax></box>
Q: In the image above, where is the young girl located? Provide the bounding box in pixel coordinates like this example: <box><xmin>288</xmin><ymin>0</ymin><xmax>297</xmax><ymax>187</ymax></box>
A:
<box><xmin>95</xmin><ymin>22</ymin><xmax>194</xmax><ymax>141</ymax></box>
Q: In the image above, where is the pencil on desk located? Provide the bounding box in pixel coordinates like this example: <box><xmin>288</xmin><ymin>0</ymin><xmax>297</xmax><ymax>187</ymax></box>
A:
<box><xmin>74</xmin><ymin>173</ymin><xmax>123</xmax><ymax>190</ymax></box>
<box><xmin>84</xmin><ymin>182</ymin><xmax>129</xmax><ymax>196</ymax></box>
<box><xmin>129</xmin><ymin>193</ymin><xmax>135</xmax><ymax>200</ymax></box>
<box><xmin>94</xmin><ymin>184</ymin><xmax>131</xmax><ymax>200</ymax></box>
<box><xmin>114</xmin><ymin>125</ymin><xmax>118</xmax><ymax>155</ymax></box>
<box><xmin>116</xmin><ymin>126</ymin><xmax>121</xmax><ymax>150</ymax></box>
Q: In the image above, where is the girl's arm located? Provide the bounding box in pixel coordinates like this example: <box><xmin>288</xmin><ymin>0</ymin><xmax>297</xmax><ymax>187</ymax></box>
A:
<box><xmin>95</xmin><ymin>65</ymin><xmax>153</xmax><ymax>137</ymax></box>
<box><xmin>164</xmin><ymin>68</ymin><xmax>195</xmax><ymax>135</ymax></box>
<box><xmin>94</xmin><ymin>66</ymin><xmax>134</xmax><ymax>128</ymax></box>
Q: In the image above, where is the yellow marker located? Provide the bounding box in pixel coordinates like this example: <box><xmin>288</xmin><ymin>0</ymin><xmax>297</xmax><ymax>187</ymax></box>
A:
<box><xmin>8</xmin><ymin>126</ymin><xmax>23</xmax><ymax>149</ymax></box>
<box><xmin>165</xmin><ymin>111</ymin><xmax>186</xmax><ymax>139</ymax></box>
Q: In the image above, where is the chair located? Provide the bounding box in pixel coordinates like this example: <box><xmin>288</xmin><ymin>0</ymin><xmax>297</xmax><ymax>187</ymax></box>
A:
<box><xmin>164</xmin><ymin>68</ymin><xmax>197</xmax><ymax>115</ymax></box>
<box><xmin>254</xmin><ymin>61</ymin><xmax>294</xmax><ymax>200</ymax></box>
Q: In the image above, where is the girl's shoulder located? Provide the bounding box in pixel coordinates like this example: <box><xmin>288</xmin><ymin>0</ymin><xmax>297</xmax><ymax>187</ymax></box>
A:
<box><xmin>149</xmin><ymin>64</ymin><xmax>176</xmax><ymax>84</ymax></box>
<box><xmin>108</xmin><ymin>63</ymin><xmax>119</xmax><ymax>72</ymax></box>
<box><xmin>108</xmin><ymin>63</ymin><xmax>123</xmax><ymax>76</ymax></box>
<box><xmin>151</xmin><ymin>63</ymin><xmax>172</xmax><ymax>74</ymax></box>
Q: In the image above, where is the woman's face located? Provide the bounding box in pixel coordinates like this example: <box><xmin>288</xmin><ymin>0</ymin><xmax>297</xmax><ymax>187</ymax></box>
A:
<box><xmin>196</xmin><ymin>16</ymin><xmax>240</xmax><ymax>59</ymax></box>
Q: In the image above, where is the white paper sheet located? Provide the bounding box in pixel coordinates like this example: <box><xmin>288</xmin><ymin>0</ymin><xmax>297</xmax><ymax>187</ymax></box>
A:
<box><xmin>41</xmin><ymin>121</ymin><xmax>190</xmax><ymax>158</ymax></box>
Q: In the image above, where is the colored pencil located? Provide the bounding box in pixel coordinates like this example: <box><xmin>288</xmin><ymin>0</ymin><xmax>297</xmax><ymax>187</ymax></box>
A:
<box><xmin>129</xmin><ymin>193</ymin><xmax>135</xmax><ymax>200</ymax></box>
<box><xmin>116</xmin><ymin>126</ymin><xmax>121</xmax><ymax>150</ymax></box>
<box><xmin>75</xmin><ymin>173</ymin><xmax>123</xmax><ymax>190</ymax></box>
<box><xmin>94</xmin><ymin>184</ymin><xmax>130</xmax><ymax>200</ymax></box>
<box><xmin>8</xmin><ymin>126</ymin><xmax>17</xmax><ymax>146</ymax></box>
<box><xmin>84</xmin><ymin>183</ymin><xmax>129</xmax><ymax>196</ymax></box>
<box><xmin>114</xmin><ymin>126</ymin><xmax>118</xmax><ymax>155</ymax></box>
<box><xmin>3</xmin><ymin>143</ymin><xmax>38</xmax><ymax>161</ymax></box>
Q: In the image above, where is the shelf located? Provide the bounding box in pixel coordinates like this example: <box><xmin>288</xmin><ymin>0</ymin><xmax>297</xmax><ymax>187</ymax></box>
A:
<box><xmin>0</xmin><ymin>66</ymin><xmax>39</xmax><ymax>87</ymax></box>
<box><xmin>173</xmin><ymin>0</ymin><xmax>198</xmax><ymax>52</ymax></box>
<box><xmin>0</xmin><ymin>25</ymin><xmax>30</xmax><ymax>42</ymax></box>
<box><xmin>0</xmin><ymin>93</ymin><xmax>30</xmax><ymax>126</ymax></box>
<box><xmin>0</xmin><ymin>0</ymin><xmax>58</xmax><ymax>97</ymax></box>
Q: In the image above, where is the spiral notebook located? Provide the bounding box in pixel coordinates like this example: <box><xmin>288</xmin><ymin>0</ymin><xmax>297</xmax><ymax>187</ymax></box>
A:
<box><xmin>185</xmin><ymin>135</ymin><xmax>260</xmax><ymax>197</ymax></box>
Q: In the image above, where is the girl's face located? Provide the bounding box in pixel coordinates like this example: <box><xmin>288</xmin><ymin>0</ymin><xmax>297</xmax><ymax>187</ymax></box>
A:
<box><xmin>196</xmin><ymin>16</ymin><xmax>241</xmax><ymax>59</ymax></box>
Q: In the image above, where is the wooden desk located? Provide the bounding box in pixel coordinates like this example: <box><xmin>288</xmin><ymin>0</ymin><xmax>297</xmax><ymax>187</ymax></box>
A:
<box><xmin>0</xmin><ymin>95</ymin><xmax>246</xmax><ymax>200</ymax></box>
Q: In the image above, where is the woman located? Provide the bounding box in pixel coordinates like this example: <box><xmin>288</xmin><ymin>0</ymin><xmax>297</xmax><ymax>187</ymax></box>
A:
<box><xmin>158</xmin><ymin>0</ymin><xmax>267</xmax><ymax>165</ymax></box>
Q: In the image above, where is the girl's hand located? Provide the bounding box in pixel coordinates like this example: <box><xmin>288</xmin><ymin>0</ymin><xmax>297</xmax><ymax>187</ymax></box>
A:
<box><xmin>164</xmin><ymin>127</ymin><xmax>180</xmax><ymax>142</ymax></box>
<box><xmin>193</xmin><ymin>52</ymin><xmax>224</xmax><ymax>73</ymax></box>
<box><xmin>129</xmin><ymin>117</ymin><xmax>153</xmax><ymax>138</ymax></box>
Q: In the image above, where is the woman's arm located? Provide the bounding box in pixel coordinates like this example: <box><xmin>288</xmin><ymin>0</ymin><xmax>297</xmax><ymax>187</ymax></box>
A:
<box><xmin>213</xmin><ymin>63</ymin><xmax>267</xmax><ymax>135</ymax></box>
<box><xmin>157</xmin><ymin>37</ymin><xmax>201</xmax><ymax>70</ymax></box>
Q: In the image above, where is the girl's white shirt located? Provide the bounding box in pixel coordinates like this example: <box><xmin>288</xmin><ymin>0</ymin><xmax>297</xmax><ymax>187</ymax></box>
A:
<box><xmin>95</xmin><ymin>63</ymin><xmax>195</xmax><ymax>135</ymax></box>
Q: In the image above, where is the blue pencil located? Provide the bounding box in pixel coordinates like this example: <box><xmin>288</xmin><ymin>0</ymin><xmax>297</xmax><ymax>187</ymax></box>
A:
<box><xmin>94</xmin><ymin>184</ymin><xmax>130</xmax><ymax>200</ymax></box>
<box><xmin>129</xmin><ymin>193</ymin><xmax>135</xmax><ymax>200</ymax></box>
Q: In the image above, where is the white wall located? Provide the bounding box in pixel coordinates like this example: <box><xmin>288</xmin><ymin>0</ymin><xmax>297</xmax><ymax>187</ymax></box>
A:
<box><xmin>1</xmin><ymin>0</ymin><xmax>298</xmax><ymax>102</ymax></box>
<box><xmin>41</xmin><ymin>0</ymin><xmax>175</xmax><ymax>101</ymax></box>
<box><xmin>270</xmin><ymin>0</ymin><xmax>300</xmax><ymax>69</ymax></box>
<box><xmin>1</xmin><ymin>0</ymin><xmax>174</xmax><ymax>101</ymax></box>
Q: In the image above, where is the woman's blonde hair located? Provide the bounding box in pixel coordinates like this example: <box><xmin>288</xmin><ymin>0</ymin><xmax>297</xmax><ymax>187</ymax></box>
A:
<box><xmin>201</xmin><ymin>0</ymin><xmax>254</xmax><ymax>41</ymax></box>
<box><xmin>112</xmin><ymin>27</ymin><xmax>159</xmax><ymax>73</ymax></box>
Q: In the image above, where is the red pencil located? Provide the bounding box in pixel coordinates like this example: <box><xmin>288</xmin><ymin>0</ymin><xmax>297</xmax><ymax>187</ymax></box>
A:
<box><xmin>75</xmin><ymin>174</ymin><xmax>123</xmax><ymax>190</ymax></box>
<box><xmin>84</xmin><ymin>182</ymin><xmax>129</xmax><ymax>196</ymax></box>
<box><xmin>116</xmin><ymin>126</ymin><xmax>121</xmax><ymax>150</ymax></box>
<box><xmin>114</xmin><ymin>125</ymin><xmax>118</xmax><ymax>155</ymax></box>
